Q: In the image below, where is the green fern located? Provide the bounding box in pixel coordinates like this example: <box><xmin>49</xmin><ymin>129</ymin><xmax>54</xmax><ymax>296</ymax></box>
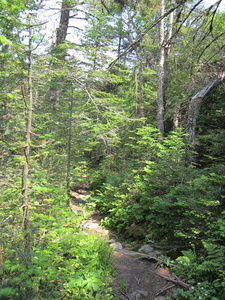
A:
<box><xmin>197</xmin><ymin>243</ymin><xmax>225</xmax><ymax>273</ymax></box>
<box><xmin>177</xmin><ymin>249</ymin><xmax>197</xmax><ymax>264</ymax></box>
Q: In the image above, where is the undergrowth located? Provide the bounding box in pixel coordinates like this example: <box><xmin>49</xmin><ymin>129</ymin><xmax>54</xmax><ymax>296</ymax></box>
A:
<box><xmin>0</xmin><ymin>183</ymin><xmax>114</xmax><ymax>299</ymax></box>
<box><xmin>89</xmin><ymin>127</ymin><xmax>225</xmax><ymax>299</ymax></box>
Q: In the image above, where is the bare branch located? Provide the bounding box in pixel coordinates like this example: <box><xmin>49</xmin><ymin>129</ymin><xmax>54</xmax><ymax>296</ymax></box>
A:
<box><xmin>197</xmin><ymin>31</ymin><xmax>225</xmax><ymax>61</ymax></box>
<box><xmin>108</xmin><ymin>0</ymin><xmax>189</xmax><ymax>69</ymax></box>
<box><xmin>159</xmin><ymin>274</ymin><xmax>190</xmax><ymax>288</ymax></box>
<box><xmin>168</xmin><ymin>0</ymin><xmax>204</xmax><ymax>47</ymax></box>
<box><xmin>156</xmin><ymin>283</ymin><xmax>175</xmax><ymax>296</ymax></box>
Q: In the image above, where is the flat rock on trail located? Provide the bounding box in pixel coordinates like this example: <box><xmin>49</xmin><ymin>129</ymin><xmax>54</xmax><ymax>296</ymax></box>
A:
<box><xmin>70</xmin><ymin>193</ymin><xmax>177</xmax><ymax>300</ymax></box>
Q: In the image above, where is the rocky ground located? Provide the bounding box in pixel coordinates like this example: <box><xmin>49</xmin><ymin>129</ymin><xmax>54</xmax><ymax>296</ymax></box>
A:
<box><xmin>69</xmin><ymin>187</ymin><xmax>185</xmax><ymax>300</ymax></box>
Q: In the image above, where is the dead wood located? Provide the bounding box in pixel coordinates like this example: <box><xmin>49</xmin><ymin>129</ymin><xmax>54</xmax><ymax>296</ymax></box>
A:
<box><xmin>107</xmin><ymin>0</ymin><xmax>188</xmax><ymax>69</ymax></box>
<box><xmin>155</xmin><ymin>283</ymin><xmax>175</xmax><ymax>296</ymax></box>
<box><xmin>154</xmin><ymin>272</ymin><xmax>190</xmax><ymax>288</ymax></box>
<box><xmin>138</xmin><ymin>256</ymin><xmax>176</xmax><ymax>268</ymax></box>
<box><xmin>186</xmin><ymin>71</ymin><xmax>225</xmax><ymax>146</ymax></box>
<box><xmin>140</xmin><ymin>257</ymin><xmax>190</xmax><ymax>289</ymax></box>
<box><xmin>147</xmin><ymin>241</ymin><xmax>181</xmax><ymax>250</ymax></box>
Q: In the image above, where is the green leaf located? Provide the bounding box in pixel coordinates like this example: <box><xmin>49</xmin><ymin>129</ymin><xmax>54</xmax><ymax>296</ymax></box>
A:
<box><xmin>0</xmin><ymin>35</ymin><xmax>12</xmax><ymax>45</ymax></box>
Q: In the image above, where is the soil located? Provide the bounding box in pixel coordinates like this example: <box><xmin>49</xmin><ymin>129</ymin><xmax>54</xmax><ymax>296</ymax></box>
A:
<box><xmin>111</xmin><ymin>252</ymin><xmax>175</xmax><ymax>300</ymax></box>
<box><xmin>70</xmin><ymin>188</ymin><xmax>179</xmax><ymax>300</ymax></box>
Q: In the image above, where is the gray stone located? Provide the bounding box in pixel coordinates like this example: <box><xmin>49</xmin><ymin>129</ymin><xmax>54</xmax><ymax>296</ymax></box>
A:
<box><xmin>129</xmin><ymin>290</ymin><xmax>149</xmax><ymax>299</ymax></box>
<box><xmin>154</xmin><ymin>297</ymin><xmax>167</xmax><ymax>300</ymax></box>
<box><xmin>136</xmin><ymin>290</ymin><xmax>149</xmax><ymax>298</ymax></box>
<box><xmin>138</xmin><ymin>244</ymin><xmax>154</xmax><ymax>254</ymax></box>
<box><xmin>110</xmin><ymin>242</ymin><xmax>123</xmax><ymax>250</ymax></box>
<box><xmin>83</xmin><ymin>222</ymin><xmax>99</xmax><ymax>229</ymax></box>
<box><xmin>118</xmin><ymin>249</ymin><xmax>146</xmax><ymax>256</ymax></box>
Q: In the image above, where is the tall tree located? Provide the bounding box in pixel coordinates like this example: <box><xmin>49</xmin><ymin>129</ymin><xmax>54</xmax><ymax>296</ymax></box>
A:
<box><xmin>157</xmin><ymin>0</ymin><xmax>166</xmax><ymax>136</ymax></box>
<box><xmin>21</xmin><ymin>15</ymin><xmax>44</xmax><ymax>253</ymax></box>
<box><xmin>56</xmin><ymin>0</ymin><xmax>70</xmax><ymax>47</ymax></box>
<box><xmin>49</xmin><ymin>0</ymin><xmax>71</xmax><ymax>108</ymax></box>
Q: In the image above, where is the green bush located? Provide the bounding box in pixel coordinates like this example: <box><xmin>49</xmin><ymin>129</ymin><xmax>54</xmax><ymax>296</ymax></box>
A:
<box><xmin>91</xmin><ymin>126</ymin><xmax>225</xmax><ymax>299</ymax></box>
<box><xmin>0</xmin><ymin>184</ymin><xmax>114</xmax><ymax>300</ymax></box>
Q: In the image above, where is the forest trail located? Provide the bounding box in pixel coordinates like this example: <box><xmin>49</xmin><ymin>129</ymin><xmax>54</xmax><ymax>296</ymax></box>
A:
<box><xmin>69</xmin><ymin>186</ymin><xmax>181</xmax><ymax>300</ymax></box>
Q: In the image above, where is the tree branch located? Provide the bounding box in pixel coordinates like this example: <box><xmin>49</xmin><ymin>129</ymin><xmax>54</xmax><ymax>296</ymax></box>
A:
<box><xmin>107</xmin><ymin>0</ymin><xmax>188</xmax><ymax>69</ymax></box>
<box><xmin>197</xmin><ymin>31</ymin><xmax>225</xmax><ymax>61</ymax></box>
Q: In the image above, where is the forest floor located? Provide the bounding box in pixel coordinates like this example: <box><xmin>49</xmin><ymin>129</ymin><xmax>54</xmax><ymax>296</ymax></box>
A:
<box><xmin>70</xmin><ymin>188</ymin><xmax>182</xmax><ymax>300</ymax></box>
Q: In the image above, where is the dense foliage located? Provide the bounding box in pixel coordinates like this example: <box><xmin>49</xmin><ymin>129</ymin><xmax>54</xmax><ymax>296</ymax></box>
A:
<box><xmin>1</xmin><ymin>0</ymin><xmax>225</xmax><ymax>299</ymax></box>
<box><xmin>91</xmin><ymin>127</ymin><xmax>225</xmax><ymax>299</ymax></box>
<box><xmin>0</xmin><ymin>184</ymin><xmax>113</xmax><ymax>299</ymax></box>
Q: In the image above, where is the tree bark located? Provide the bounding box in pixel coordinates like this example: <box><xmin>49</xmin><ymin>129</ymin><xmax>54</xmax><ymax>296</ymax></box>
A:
<box><xmin>166</xmin><ymin>0</ymin><xmax>175</xmax><ymax>56</ymax></box>
<box><xmin>66</xmin><ymin>93</ymin><xmax>73</xmax><ymax>198</ymax></box>
<box><xmin>50</xmin><ymin>0</ymin><xmax>70</xmax><ymax>108</ymax></box>
<box><xmin>22</xmin><ymin>19</ymin><xmax>33</xmax><ymax>253</ymax></box>
<box><xmin>56</xmin><ymin>0</ymin><xmax>70</xmax><ymax>46</ymax></box>
<box><xmin>157</xmin><ymin>0</ymin><xmax>165</xmax><ymax>136</ymax></box>
<box><xmin>186</xmin><ymin>72</ymin><xmax>225</xmax><ymax>145</ymax></box>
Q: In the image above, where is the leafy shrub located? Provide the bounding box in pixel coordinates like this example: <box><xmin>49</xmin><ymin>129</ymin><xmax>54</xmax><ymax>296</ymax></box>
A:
<box><xmin>0</xmin><ymin>184</ymin><xmax>114</xmax><ymax>300</ymax></box>
<box><xmin>171</xmin><ymin>281</ymin><xmax>217</xmax><ymax>300</ymax></box>
<box><xmin>91</xmin><ymin>126</ymin><xmax>225</xmax><ymax>299</ymax></box>
<box><xmin>171</xmin><ymin>243</ymin><xmax>225</xmax><ymax>300</ymax></box>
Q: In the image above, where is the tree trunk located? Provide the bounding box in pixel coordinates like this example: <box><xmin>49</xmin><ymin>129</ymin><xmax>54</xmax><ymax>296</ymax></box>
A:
<box><xmin>66</xmin><ymin>94</ymin><xmax>73</xmax><ymax>198</ymax></box>
<box><xmin>166</xmin><ymin>0</ymin><xmax>175</xmax><ymax>56</ymax></box>
<box><xmin>56</xmin><ymin>0</ymin><xmax>70</xmax><ymax>46</ymax></box>
<box><xmin>22</xmin><ymin>20</ymin><xmax>33</xmax><ymax>253</ymax></box>
<box><xmin>186</xmin><ymin>72</ymin><xmax>225</xmax><ymax>146</ymax></box>
<box><xmin>157</xmin><ymin>0</ymin><xmax>165</xmax><ymax>136</ymax></box>
<box><xmin>50</xmin><ymin>0</ymin><xmax>70</xmax><ymax>108</ymax></box>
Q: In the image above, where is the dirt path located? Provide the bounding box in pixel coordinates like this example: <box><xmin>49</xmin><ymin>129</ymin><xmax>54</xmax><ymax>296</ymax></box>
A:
<box><xmin>111</xmin><ymin>251</ymin><xmax>175</xmax><ymax>300</ymax></box>
<box><xmin>69</xmin><ymin>187</ymin><xmax>179</xmax><ymax>300</ymax></box>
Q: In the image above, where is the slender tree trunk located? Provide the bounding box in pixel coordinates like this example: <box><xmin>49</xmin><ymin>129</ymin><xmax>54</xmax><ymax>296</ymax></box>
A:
<box><xmin>1</xmin><ymin>45</ymin><xmax>10</xmax><ymax>134</ymax></box>
<box><xmin>157</xmin><ymin>0</ymin><xmax>165</xmax><ymax>136</ymax></box>
<box><xmin>50</xmin><ymin>0</ymin><xmax>70</xmax><ymax>108</ymax></box>
<box><xmin>166</xmin><ymin>0</ymin><xmax>175</xmax><ymax>56</ymax></box>
<box><xmin>173</xmin><ymin>104</ymin><xmax>182</xmax><ymax>129</ymax></box>
<box><xmin>66</xmin><ymin>94</ymin><xmax>73</xmax><ymax>198</ymax></box>
<box><xmin>166</xmin><ymin>0</ymin><xmax>176</xmax><ymax>130</ymax></box>
<box><xmin>135</xmin><ymin>70</ymin><xmax>139</xmax><ymax>117</ymax></box>
<box><xmin>22</xmin><ymin>20</ymin><xmax>33</xmax><ymax>253</ymax></box>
